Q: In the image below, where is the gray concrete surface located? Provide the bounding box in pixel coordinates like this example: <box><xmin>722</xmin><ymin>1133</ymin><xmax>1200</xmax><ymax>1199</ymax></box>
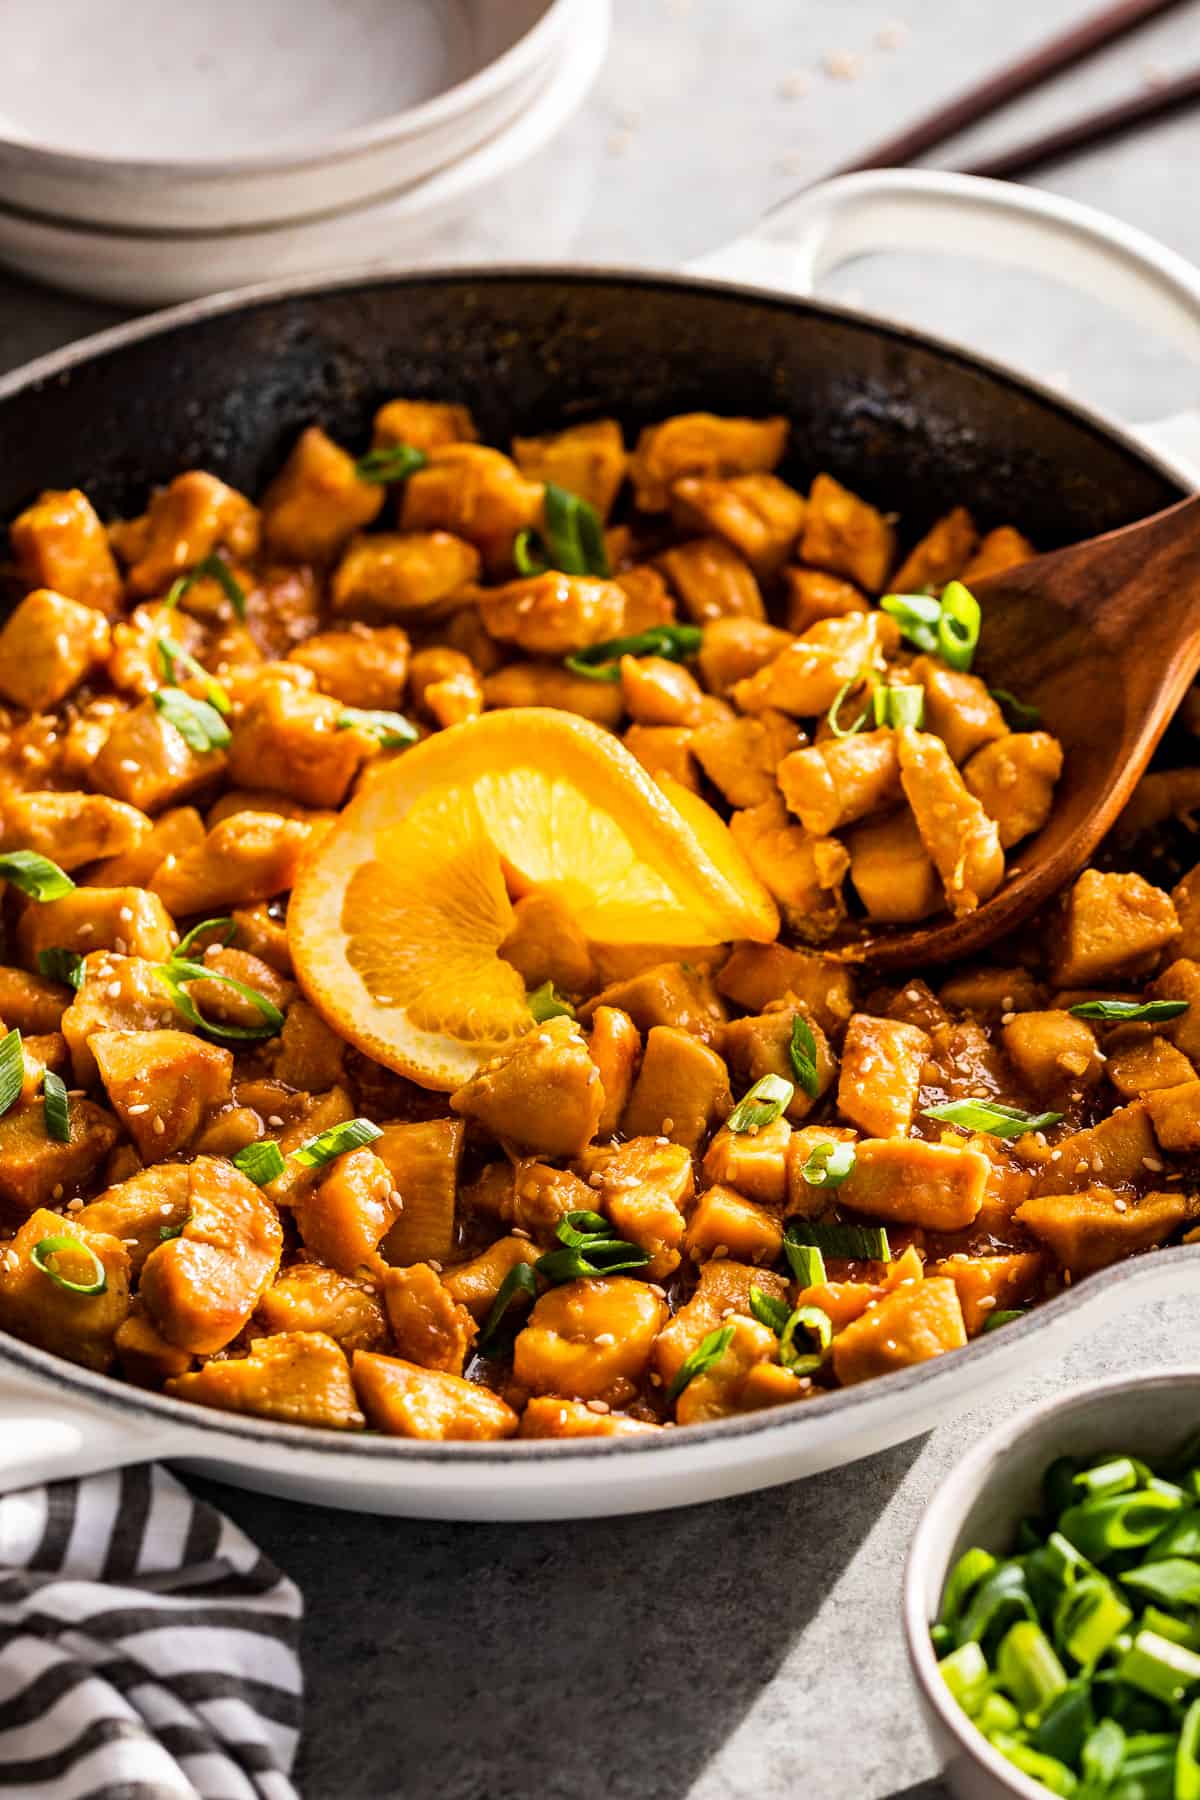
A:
<box><xmin>1</xmin><ymin>1</ymin><xmax>1198</xmax><ymax>1793</ymax></box>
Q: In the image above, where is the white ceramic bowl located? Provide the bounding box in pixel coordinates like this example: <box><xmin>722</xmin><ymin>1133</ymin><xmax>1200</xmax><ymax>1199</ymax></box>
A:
<box><xmin>904</xmin><ymin>1370</ymin><xmax>1200</xmax><ymax>1800</ymax></box>
<box><xmin>0</xmin><ymin>0</ymin><xmax>570</xmax><ymax>230</ymax></box>
<box><xmin>0</xmin><ymin>0</ymin><xmax>609</xmax><ymax>305</ymax></box>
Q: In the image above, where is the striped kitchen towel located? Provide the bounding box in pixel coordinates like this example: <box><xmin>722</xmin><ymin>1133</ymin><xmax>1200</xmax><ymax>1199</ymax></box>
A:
<box><xmin>0</xmin><ymin>1463</ymin><xmax>302</xmax><ymax>1799</ymax></box>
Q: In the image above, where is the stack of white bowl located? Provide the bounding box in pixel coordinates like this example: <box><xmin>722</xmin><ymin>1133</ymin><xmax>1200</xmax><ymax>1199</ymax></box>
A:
<box><xmin>0</xmin><ymin>0</ymin><xmax>608</xmax><ymax>306</ymax></box>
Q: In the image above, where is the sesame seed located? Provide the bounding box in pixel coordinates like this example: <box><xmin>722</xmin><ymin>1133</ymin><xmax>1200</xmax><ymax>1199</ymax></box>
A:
<box><xmin>126</xmin><ymin>1103</ymin><xmax>150</xmax><ymax>1114</ymax></box>
<box><xmin>428</xmin><ymin>1260</ymin><xmax>442</xmax><ymax>1273</ymax></box>
<box><xmin>118</xmin><ymin>906</ymin><xmax>133</xmax><ymax>923</ymax></box>
<box><xmin>78</xmin><ymin>923</ymin><xmax>94</xmax><ymax>938</ymax></box>
<box><xmin>977</xmin><ymin>1296</ymin><xmax>996</xmax><ymax>1310</ymax></box>
<box><xmin>511</xmin><ymin>1226</ymin><xmax>531</xmax><ymax>1240</ymax></box>
<box><xmin>159</xmin><ymin>1203</ymin><xmax>173</xmax><ymax>1216</ymax></box>
<box><xmin>66</xmin><ymin>1197</ymin><xmax>83</xmax><ymax>1213</ymax></box>
<box><xmin>123</xmin><ymin>1237</ymin><xmax>138</xmax><ymax>1246</ymax></box>
<box><xmin>51</xmin><ymin>1183</ymin><xmax>64</xmax><ymax>1200</ymax></box>
<box><xmin>1113</xmin><ymin>1197</ymin><xmax>1128</xmax><ymax>1213</ymax></box>
<box><xmin>586</xmin><ymin>1399</ymin><xmax>611</xmax><ymax>1414</ymax></box>
<box><xmin>267</xmin><ymin>1114</ymin><xmax>284</xmax><ymax>1128</ymax></box>
<box><xmin>1143</xmin><ymin>1156</ymin><xmax>1164</xmax><ymax>1172</ymax></box>
<box><xmin>660</xmin><ymin>1118</ymin><xmax>674</xmax><ymax>1134</ymax></box>
<box><xmin>152</xmin><ymin>1117</ymin><xmax>165</xmax><ymax>1136</ymax></box>
<box><xmin>107</xmin><ymin>981</ymin><xmax>122</xmax><ymax>998</ymax></box>
<box><xmin>1075</xmin><ymin>1159</ymin><xmax>1090</xmax><ymax>1174</ymax></box>
<box><xmin>1001</xmin><ymin>1012</ymin><xmax>1016</xmax><ymax>1025</ymax></box>
<box><xmin>113</xmin><ymin>937</ymin><xmax>127</xmax><ymax>955</ymax></box>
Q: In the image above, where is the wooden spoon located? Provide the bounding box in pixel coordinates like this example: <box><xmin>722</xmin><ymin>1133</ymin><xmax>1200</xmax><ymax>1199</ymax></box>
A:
<box><xmin>857</xmin><ymin>493</ymin><xmax>1200</xmax><ymax>971</ymax></box>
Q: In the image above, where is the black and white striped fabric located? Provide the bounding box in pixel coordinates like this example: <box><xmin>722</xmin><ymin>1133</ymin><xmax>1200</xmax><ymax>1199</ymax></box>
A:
<box><xmin>0</xmin><ymin>1464</ymin><xmax>302</xmax><ymax>1799</ymax></box>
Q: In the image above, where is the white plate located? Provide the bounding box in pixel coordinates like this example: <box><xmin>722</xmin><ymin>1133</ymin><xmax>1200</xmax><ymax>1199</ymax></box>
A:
<box><xmin>0</xmin><ymin>0</ymin><xmax>609</xmax><ymax>305</ymax></box>
<box><xmin>0</xmin><ymin>0</ymin><xmax>568</xmax><ymax>230</ymax></box>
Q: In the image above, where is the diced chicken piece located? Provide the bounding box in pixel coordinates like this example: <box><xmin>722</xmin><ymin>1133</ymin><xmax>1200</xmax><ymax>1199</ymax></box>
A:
<box><xmin>1106</xmin><ymin>1036</ymin><xmax>1195</xmax><ymax>1099</ymax></box>
<box><xmin>90</xmin><ymin>696</ymin><xmax>227</xmax><ymax>814</ymax></box>
<box><xmin>960</xmin><ymin>526</ymin><xmax>1036</xmax><ymax>584</ymax></box>
<box><xmin>513</xmin><ymin>1276</ymin><xmax>666</xmax><ymax>1404</ymax></box>
<box><xmin>87</xmin><ymin>805</ymin><xmax>205</xmax><ymax>891</ymax></box>
<box><xmin>293</xmin><ymin>1148</ymin><xmax>400</xmax><ymax>1275</ymax></box>
<box><xmin>91</xmin><ymin>1029</ymin><xmax>230</xmax><ymax>1160</ymax></box>
<box><xmin>478</xmin><ymin>571</ymin><xmax>626</xmax><ymax>657</ymax></box>
<box><xmin>406</xmin><ymin>646</ymin><xmax>483</xmax><ymax>727</ymax></box>
<box><xmin>451</xmin><ymin>1018</ymin><xmax>603</xmax><ymax>1158</ymax></box>
<box><xmin>696</xmin><ymin>617</ymin><xmax>794</xmax><ymax>695</ymax></box>
<box><xmin>845</xmin><ymin>808</ymin><xmax>945</xmax><ymax>925</ymax></box>
<box><xmin>909</xmin><ymin>657</ymin><xmax>1007</xmax><ymax>765</ymax></box>
<box><xmin>59</xmin><ymin>951</ymin><xmax>179</xmax><ymax>1086</ymax></box>
<box><xmin>508</xmin><ymin>1162</ymin><xmax>596</xmax><ymax>1241</ymax></box>
<box><xmin>1148</xmin><ymin>958</ymin><xmax>1200</xmax><ymax>1062</ymax></box>
<box><xmin>230</xmin><ymin>901</ymin><xmax>292</xmax><ymax>976</ymax></box>
<box><xmin>783</xmin><ymin>568</ymin><xmax>869</xmax><ymax>636</ymax></box>
<box><xmin>673</xmin><ymin>1314</ymin><xmax>795</xmax><ymax>1424</ymax></box>
<box><xmin>585</xmin><ymin>961</ymin><xmax>727</xmax><ymax>1047</ymax></box>
<box><xmin>179</xmin><ymin>946</ymin><xmax>292</xmax><ymax>1036</ymax></box>
<box><xmin>382</xmin><ymin>1262</ymin><xmax>477</xmax><ymax>1375</ymax></box>
<box><xmin>717</xmin><ymin>942</ymin><xmax>855</xmax><ymax>1037</ymax></box>
<box><xmin>1144</xmin><ymin>1080</ymin><xmax>1200</xmax><ymax>1151</ymax></box>
<box><xmin>723</xmin><ymin>1002</ymin><xmax>835</xmax><ymax>1122</ymax></box>
<box><xmin>839</xmin><ymin>1138</ymin><xmax>988</xmax><ymax>1230</ymax></box>
<box><xmin>18</xmin><ymin>888</ymin><xmax>175</xmax><ymax>971</ymax></box>
<box><xmin>938</xmin><ymin>967</ymin><xmax>1042</xmax><ymax>1017</ymax></box>
<box><xmin>1172</xmin><ymin>863</ymin><xmax>1200</xmax><ymax>960</ymax></box>
<box><xmin>1</xmin><ymin>791</ymin><xmax>150</xmax><ymax>873</ymax></box>
<box><xmin>511</xmin><ymin>418</ymin><xmax>627</xmax><ymax>519</ymax></box>
<box><xmin>591</xmin><ymin>1137</ymin><xmax>693</xmax><ymax>1278</ymax></box>
<box><xmin>652</xmin><ymin>1258</ymin><xmax>787</xmax><ymax>1386</ymax></box>
<box><xmin>800</xmin><ymin>473</ymin><xmax>896</xmax><ymax>593</ymax></box>
<box><xmin>891</xmin><ymin>507</ymin><xmax>979</xmax><ymax>593</ymax></box>
<box><xmin>656</xmin><ymin>536</ymin><xmax>765</xmax><ymax>625</ymax></box>
<box><xmin>703</xmin><ymin>1116</ymin><xmax>792</xmax><ymax>1207</ymax></box>
<box><xmin>226</xmin><ymin>681</ymin><xmax>372</xmax><ymax>810</ymax></box>
<box><xmin>11</xmin><ymin>489</ymin><xmax>122</xmax><ymax>616</ymax></box>
<box><xmin>624</xmin><ymin>724</ymin><xmax>699</xmax><ymax>790</ymax></box>
<box><xmin>353</xmin><ymin>1351</ymin><xmax>518</xmax><ymax>1440</ymax></box>
<box><xmin>286</xmin><ymin>625</ymin><xmax>411</xmax><ymax>710</ymax></box>
<box><xmin>139</xmin><ymin>1156</ymin><xmax>283</xmax><ymax>1354</ymax></box>
<box><xmin>497</xmin><ymin>891</ymin><xmax>592</xmax><ymax>996</ymax></box>
<box><xmin>0</xmin><ymin>1207</ymin><xmax>130</xmax><ymax>1370</ymax></box>
<box><xmin>1016</xmin><ymin>1187</ymin><xmax>1196</xmax><ymax>1274</ymax></box>
<box><xmin>0</xmin><ymin>966</ymin><xmax>71</xmax><ymax>1034</ymax></box>
<box><xmin>691</xmin><ymin>710</ymin><xmax>797</xmax><ymax>810</ymax></box>
<box><xmin>331</xmin><ymin>531</ymin><xmax>481</xmax><ymax>620</ymax></box>
<box><xmin>618</xmin><ymin>1025</ymin><xmax>730</xmax><ymax>1152</ymax></box>
<box><xmin>581</xmin><ymin>1006</ymin><xmax>638</xmax><ymax>1138</ymax></box>
<box><xmin>615</xmin><ymin>565</ymin><xmax>675</xmax><ymax>635</ymax></box>
<box><xmin>729</xmin><ymin>797</ymin><xmax>849</xmax><ymax>939</ymax></box>
<box><xmin>928</xmin><ymin>1251</ymin><xmax>1045</xmax><ymax>1336</ymax></box>
<box><xmin>0</xmin><ymin>1096</ymin><xmax>118</xmax><ymax>1212</ymax></box>
<box><xmin>169</xmin><ymin>1330</ymin><xmax>363</xmax><ymax>1429</ymax></box>
<box><xmin>630</xmin><ymin>413</ymin><xmax>788</xmax><ymax>512</ymax></box>
<box><xmin>151</xmin><ymin>811</ymin><xmax>316</xmax><ymax>916</ymax></box>
<box><xmin>963</xmin><ymin>732</ymin><xmax>1063</xmax><ymax>848</ymax></box>
<box><xmin>1002</xmin><ymin>1011</ymin><xmax>1102</xmax><ymax>1098</ymax></box>
<box><xmin>372</xmin><ymin>398</ymin><xmax>478</xmax><ymax>454</ymax></box>
<box><xmin>115</xmin><ymin>1304</ymin><xmax>194</xmax><ymax>1387</ymax></box>
<box><xmin>837</xmin><ymin>1014</ymin><xmax>930</xmax><ymax>1136</ymax></box>
<box><xmin>254</xmin><ymin>1264</ymin><xmax>387</xmax><ymax>1354</ymax></box>
<box><xmin>832</xmin><ymin>1279</ymin><xmax>966</xmax><ymax>1385</ymax></box>
<box><xmin>683</xmin><ymin>1186</ymin><xmax>783</xmax><ymax>1265</ymax></box>
<box><xmin>0</xmin><ymin>588</ymin><xmax>111</xmax><ymax>712</ymax></box>
<box><xmin>1028</xmin><ymin>1103</ymin><xmax>1157</xmax><ymax>1197</ymax></box>
<box><xmin>259</xmin><ymin>427</ymin><xmax>383</xmax><ymax>563</ymax></box>
<box><xmin>400</xmin><ymin>444</ymin><xmax>543</xmax><ymax>574</ymax></box>
<box><xmin>778</xmin><ymin>731</ymin><xmax>900</xmax><ymax>836</ymax></box>
<box><xmin>1052</xmin><ymin>871</ymin><xmax>1179</xmax><ymax>987</ymax></box>
<box><xmin>485</xmin><ymin>661</ymin><xmax>628</xmax><ymax>724</ymax></box>
<box><xmin>124</xmin><ymin>471</ymin><xmax>259</xmax><ymax>597</ymax></box>
<box><xmin>262</xmin><ymin>999</ymin><xmax>341</xmax><ymax>1092</ymax></box>
<box><xmin>671</xmin><ymin>472</ymin><xmax>806</xmax><ymax>578</ymax></box>
<box><xmin>374</xmin><ymin>1118</ymin><xmax>463</xmax><ymax>1266</ymax></box>
<box><xmin>619</xmin><ymin>654</ymin><xmax>705</xmax><ymax>728</ymax></box>
<box><xmin>442</xmin><ymin>1237</ymin><xmax>541</xmax><ymax>1320</ymax></box>
<box><xmin>898</xmin><ymin>729</ymin><xmax>1004</xmax><ymax>916</ymax></box>
<box><xmin>784</xmin><ymin>1124</ymin><xmax>861</xmax><ymax>1219</ymax></box>
<box><xmin>732</xmin><ymin>614</ymin><xmax>888</xmax><ymax>717</ymax></box>
<box><xmin>519</xmin><ymin>1398</ymin><xmax>660</xmax><ymax>1439</ymax></box>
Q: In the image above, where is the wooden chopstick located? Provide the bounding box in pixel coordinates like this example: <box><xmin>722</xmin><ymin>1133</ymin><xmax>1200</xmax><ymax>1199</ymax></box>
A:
<box><xmin>958</xmin><ymin>68</ymin><xmax>1200</xmax><ymax>179</ymax></box>
<box><xmin>829</xmin><ymin>0</ymin><xmax>1191</xmax><ymax>176</ymax></box>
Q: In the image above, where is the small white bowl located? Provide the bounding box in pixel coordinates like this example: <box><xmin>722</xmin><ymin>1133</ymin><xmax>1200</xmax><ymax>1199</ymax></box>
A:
<box><xmin>904</xmin><ymin>1369</ymin><xmax>1200</xmax><ymax>1800</ymax></box>
<box><xmin>0</xmin><ymin>0</ymin><xmax>570</xmax><ymax>231</ymax></box>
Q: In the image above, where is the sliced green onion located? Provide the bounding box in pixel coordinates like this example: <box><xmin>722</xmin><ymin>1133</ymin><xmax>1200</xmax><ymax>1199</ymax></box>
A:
<box><xmin>1034</xmin><ymin>1679</ymin><xmax>1093</xmax><ymax>1767</ymax></box>
<box><xmin>872</xmin><ymin>682</ymin><xmax>925</xmax><ymax>729</ymax></box>
<box><xmin>1122</xmin><ymin>1559</ymin><xmax>1200</xmax><ymax>1609</ymax></box>
<box><xmin>939</xmin><ymin>1547</ymin><xmax>999</xmax><ymax>1632</ymax></box>
<box><xmin>176</xmin><ymin>917</ymin><xmax>238</xmax><ymax>959</ymax></box>
<box><xmin>788</xmin><ymin>1017</ymin><xmax>821</xmax><ymax>1099</ymax></box>
<box><xmin>923</xmin><ymin>1097</ymin><xmax>1064</xmax><ymax>1139</ymax></box>
<box><xmin>534</xmin><ymin>1209</ymin><xmax>650</xmax><ymax>1283</ymax></box>
<box><xmin>784</xmin><ymin>1217</ymin><xmax>890</xmax><ymax>1263</ymax></box>
<box><xmin>512</xmin><ymin>527</ymin><xmax>547</xmax><ymax>577</ymax></box>
<box><xmin>784</xmin><ymin>1240</ymin><xmax>827</xmax><ymax>1289</ymax></box>
<box><xmin>975</xmin><ymin>1691</ymin><xmax>1021</xmax><ymax>1736</ymax></box>
<box><xmin>990</xmin><ymin>687</ymin><xmax>1043</xmax><ymax>731</ymax></box>
<box><xmin>156</xmin><ymin>632</ymin><xmax>231</xmax><ymax>714</ymax></box>
<box><xmin>982</xmin><ymin>1308</ymin><xmax>1027</xmax><ymax>1333</ymax></box>
<box><xmin>778</xmin><ymin>1303</ymin><xmax>832</xmax><ymax>1374</ymax></box>
<box><xmin>564</xmin><ymin>623</ymin><xmax>703</xmax><ymax>682</ymax></box>
<box><xmin>996</xmin><ymin>1619</ymin><xmax>1069</xmax><ymax>1714</ymax></box>
<box><xmin>290</xmin><ymin>1117</ymin><xmax>383</xmax><ymax>1169</ymax></box>
<box><xmin>37</xmin><ymin>948</ymin><xmax>84</xmax><ymax>990</ymax></box>
<box><xmin>938</xmin><ymin>1641</ymin><xmax>990</xmax><ymax>1715</ymax></box>
<box><xmin>1142</xmin><ymin>1506</ymin><xmax>1200</xmax><ymax>1562</ymax></box>
<box><xmin>528</xmin><ymin>981</ymin><xmax>575</xmax><ymax>1022</ymax></box>
<box><xmin>1069</xmin><ymin>998</ymin><xmax>1189</xmax><ymax>1023</ymax></box>
<box><xmin>477</xmin><ymin>1263</ymin><xmax>539</xmax><ymax>1355</ymax></box>
<box><xmin>0</xmin><ymin>1028</ymin><xmax>23</xmax><ymax>1121</ymax></box>
<box><xmin>353</xmin><ymin>444</ymin><xmax>428</xmax><ymax>485</ymax></box>
<box><xmin>826</xmin><ymin>676</ymin><xmax>873</xmax><ymax>738</ymax></box>
<box><xmin>514</xmin><ymin>480</ymin><xmax>610</xmax><ymax>580</ymax></box>
<box><xmin>989</xmin><ymin>1739</ymin><xmax>1076</xmax><ymax>1797</ymax></box>
<box><xmin>1060</xmin><ymin>1491</ymin><xmax>1185</xmax><ymax>1563</ymax></box>
<box><xmin>555</xmin><ymin>1209</ymin><xmax>611</xmax><ymax>1243</ymax></box>
<box><xmin>0</xmin><ymin>851</ymin><xmax>74</xmax><ymax>901</ymax></box>
<box><xmin>1177</xmin><ymin>1697</ymin><xmax>1200</xmax><ymax>1800</ymax></box>
<box><xmin>725</xmin><ymin>1073</ymin><xmax>794</xmax><ymax>1135</ymax></box>
<box><xmin>1074</xmin><ymin>1456</ymin><xmax>1140</xmax><ymax>1500</ymax></box>
<box><xmin>159</xmin><ymin>1221</ymin><xmax>185</xmax><ymax>1240</ymax></box>
<box><xmin>165</xmin><ymin>552</ymin><xmax>247</xmax><ymax>620</ymax></box>
<box><xmin>152</xmin><ymin>686</ymin><xmax>232</xmax><ymax>753</ymax></box>
<box><xmin>1080</xmin><ymin>1717</ymin><xmax>1126</xmax><ymax>1789</ymax></box>
<box><xmin>335</xmin><ymin>709</ymin><xmax>419</xmax><ymax>749</ymax></box>
<box><xmin>666</xmin><ymin>1323</ymin><xmax>735</xmax><ymax>1405</ymax></box>
<box><xmin>748</xmin><ymin>1285</ymin><xmax>791</xmax><ymax>1335</ymax></box>
<box><xmin>936</xmin><ymin>581</ymin><xmax>981</xmax><ymax>671</ymax></box>
<box><xmin>1055</xmin><ymin>1574</ymin><xmax>1132</xmax><ymax>1665</ymax></box>
<box><xmin>42</xmin><ymin>1069</ymin><xmax>69</xmax><ymax>1144</ymax></box>
<box><xmin>956</xmin><ymin>1561</ymin><xmax>1037</xmax><ymax>1650</ymax></box>
<box><xmin>1118</xmin><ymin>1630</ymin><xmax>1200</xmax><ymax>1705</ymax></box>
<box><xmin>880</xmin><ymin>590</ymin><xmax>941</xmax><ymax>654</ymax></box>
<box><xmin>154</xmin><ymin>958</ymin><xmax>283</xmax><ymax>1043</ymax></box>
<box><xmin>799</xmin><ymin>1140</ymin><xmax>856</xmax><ymax>1188</ymax></box>
<box><xmin>232</xmin><ymin>1140</ymin><xmax>286</xmax><ymax>1187</ymax></box>
<box><xmin>31</xmin><ymin>1233</ymin><xmax>106</xmax><ymax>1296</ymax></box>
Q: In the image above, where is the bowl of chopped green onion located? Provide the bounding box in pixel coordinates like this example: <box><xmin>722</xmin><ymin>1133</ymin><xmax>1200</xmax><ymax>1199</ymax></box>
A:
<box><xmin>905</xmin><ymin>1372</ymin><xmax>1200</xmax><ymax>1798</ymax></box>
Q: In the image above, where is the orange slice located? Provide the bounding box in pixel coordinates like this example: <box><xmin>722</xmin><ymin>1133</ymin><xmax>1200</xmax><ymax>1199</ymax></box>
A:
<box><xmin>289</xmin><ymin>708</ymin><xmax>778</xmax><ymax>1089</ymax></box>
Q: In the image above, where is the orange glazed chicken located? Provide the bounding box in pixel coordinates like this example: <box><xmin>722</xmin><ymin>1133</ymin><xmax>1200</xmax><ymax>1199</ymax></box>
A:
<box><xmin>0</xmin><ymin>400</ymin><xmax>1192</xmax><ymax>1443</ymax></box>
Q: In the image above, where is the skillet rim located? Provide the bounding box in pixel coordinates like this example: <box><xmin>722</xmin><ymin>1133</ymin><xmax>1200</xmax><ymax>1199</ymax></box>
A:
<box><xmin>0</xmin><ymin>259</ymin><xmax>1190</xmax><ymax>1467</ymax></box>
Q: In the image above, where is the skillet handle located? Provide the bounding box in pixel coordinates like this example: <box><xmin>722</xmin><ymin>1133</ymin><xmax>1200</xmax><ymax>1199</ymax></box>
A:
<box><xmin>0</xmin><ymin>1357</ymin><xmax>197</xmax><ymax>1493</ymax></box>
<box><xmin>688</xmin><ymin>168</ymin><xmax>1200</xmax><ymax>480</ymax></box>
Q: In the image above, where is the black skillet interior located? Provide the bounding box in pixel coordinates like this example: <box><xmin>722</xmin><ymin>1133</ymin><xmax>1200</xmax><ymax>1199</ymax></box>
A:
<box><xmin>0</xmin><ymin>269</ymin><xmax>1184</xmax><ymax>547</ymax></box>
